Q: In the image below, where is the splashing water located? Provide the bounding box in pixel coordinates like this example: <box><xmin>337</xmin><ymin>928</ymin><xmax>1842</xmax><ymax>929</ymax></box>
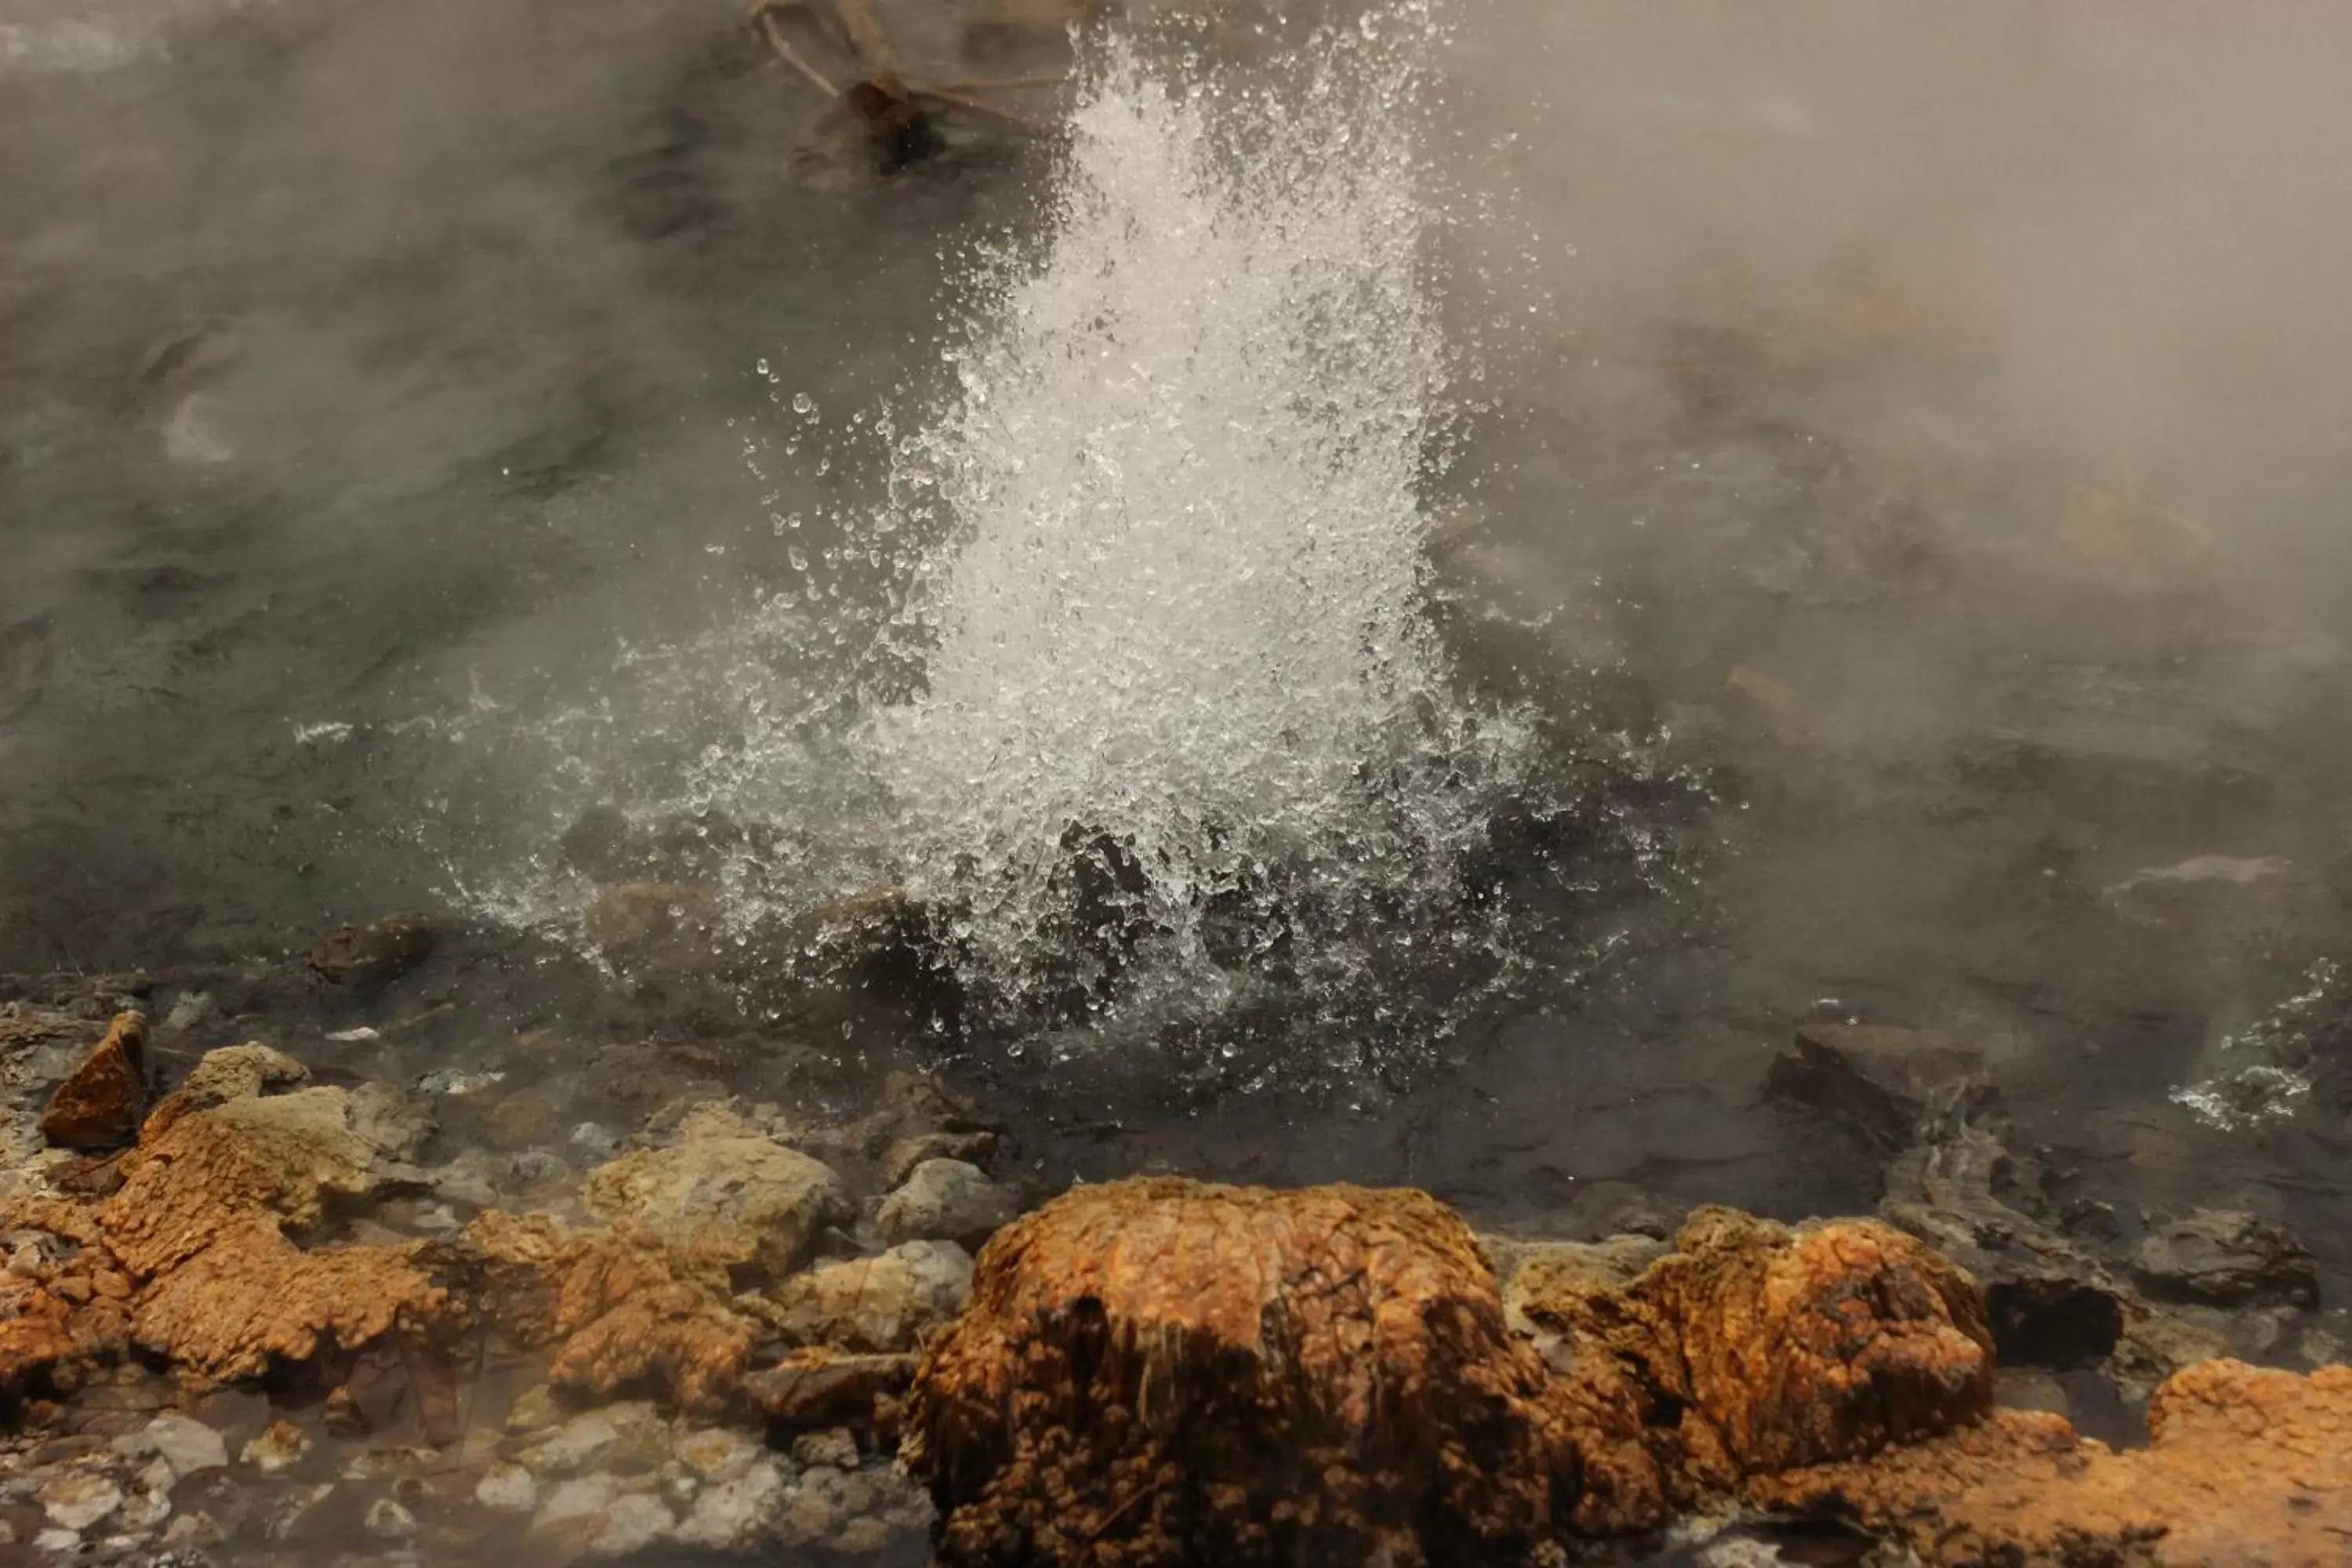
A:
<box><xmin>844</xmin><ymin>11</ymin><xmax>1537</xmax><ymax>1046</ymax></box>
<box><xmin>466</xmin><ymin>6</ymin><xmax>1564</xmax><ymax>1077</ymax></box>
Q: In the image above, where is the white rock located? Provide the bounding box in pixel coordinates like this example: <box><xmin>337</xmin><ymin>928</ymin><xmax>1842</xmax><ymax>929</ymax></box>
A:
<box><xmin>673</xmin><ymin>1427</ymin><xmax>761</xmax><ymax>1486</ymax></box>
<box><xmin>476</xmin><ymin>1463</ymin><xmax>538</xmax><ymax>1514</ymax></box>
<box><xmin>535</xmin><ymin>1474</ymin><xmax>619</xmax><ymax>1530</ymax></box>
<box><xmin>588</xmin><ymin>1493</ymin><xmax>676</xmax><ymax>1556</ymax></box>
<box><xmin>143</xmin><ymin>1413</ymin><xmax>229</xmax><ymax>1479</ymax></box>
<box><xmin>34</xmin><ymin>1528</ymin><xmax>81</xmax><ymax>1554</ymax></box>
<box><xmin>39</xmin><ymin>1473</ymin><xmax>123</xmax><ymax>1532</ymax></box>
<box><xmin>675</xmin><ymin>1459</ymin><xmax>787</xmax><ymax>1551</ymax></box>
<box><xmin>365</xmin><ymin>1496</ymin><xmax>418</xmax><ymax>1539</ymax></box>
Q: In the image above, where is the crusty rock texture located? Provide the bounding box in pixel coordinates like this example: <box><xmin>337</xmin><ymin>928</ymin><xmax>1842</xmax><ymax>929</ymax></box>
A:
<box><xmin>1749</xmin><ymin>1359</ymin><xmax>2352</xmax><ymax>1565</ymax></box>
<box><xmin>902</xmin><ymin>1187</ymin><xmax>2003</xmax><ymax>1565</ymax></box>
<box><xmin>903</xmin><ymin>1178</ymin><xmax>1610</xmax><ymax>1567</ymax></box>
<box><xmin>37</xmin><ymin>1010</ymin><xmax>147</xmax><ymax>1149</ymax></box>
<box><xmin>1537</xmin><ymin>1207</ymin><xmax>1996</xmax><ymax>1504</ymax></box>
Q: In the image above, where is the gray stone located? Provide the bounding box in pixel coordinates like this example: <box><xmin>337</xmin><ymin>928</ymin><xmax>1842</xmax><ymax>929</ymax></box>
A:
<box><xmin>585</xmin><ymin>1134</ymin><xmax>852</xmax><ymax>1279</ymax></box>
<box><xmin>475</xmin><ymin>1465</ymin><xmax>537</xmax><ymax>1513</ymax></box>
<box><xmin>766</xmin><ymin>1240</ymin><xmax>974</xmax><ymax>1352</ymax></box>
<box><xmin>534</xmin><ymin>1474</ymin><xmax>619</xmax><ymax>1530</ymax></box>
<box><xmin>673</xmin><ymin>1428</ymin><xmax>761</xmax><ymax>1486</ymax></box>
<box><xmin>773</xmin><ymin>1462</ymin><xmax>934</xmax><ymax>1553</ymax></box>
<box><xmin>675</xmin><ymin>1458</ymin><xmax>788</xmax><ymax>1551</ymax></box>
<box><xmin>39</xmin><ymin>1473</ymin><xmax>123</xmax><ymax>1532</ymax></box>
<box><xmin>1765</xmin><ymin>1022</ymin><xmax>1984</xmax><ymax>1150</ymax></box>
<box><xmin>2111</xmin><ymin>1308</ymin><xmax>2232</xmax><ymax>1403</ymax></box>
<box><xmin>877</xmin><ymin>1159</ymin><xmax>1015</xmax><ymax>1250</ymax></box>
<box><xmin>365</xmin><ymin>1496</ymin><xmax>418</xmax><ymax>1539</ymax></box>
<box><xmin>2133</xmin><ymin>1209</ymin><xmax>2318</xmax><ymax>1308</ymax></box>
<box><xmin>879</xmin><ymin>1130</ymin><xmax>1000</xmax><ymax>1189</ymax></box>
<box><xmin>791</xmin><ymin>1428</ymin><xmax>861</xmax><ymax>1471</ymax></box>
<box><xmin>589</xmin><ymin>1493</ymin><xmax>676</xmax><ymax>1556</ymax></box>
<box><xmin>140</xmin><ymin>1414</ymin><xmax>227</xmax><ymax>1479</ymax></box>
<box><xmin>520</xmin><ymin>1403</ymin><xmax>669</xmax><ymax>1478</ymax></box>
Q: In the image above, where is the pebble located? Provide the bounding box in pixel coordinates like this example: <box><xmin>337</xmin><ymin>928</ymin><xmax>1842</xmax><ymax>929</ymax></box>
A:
<box><xmin>365</xmin><ymin>1496</ymin><xmax>418</xmax><ymax>1539</ymax></box>
<box><xmin>241</xmin><ymin>1420</ymin><xmax>310</xmax><ymax>1475</ymax></box>
<box><xmin>673</xmin><ymin>1427</ymin><xmax>761</xmax><ymax>1486</ymax></box>
<box><xmin>878</xmin><ymin>1158</ymin><xmax>1015</xmax><ymax>1250</ymax></box>
<box><xmin>141</xmin><ymin>1414</ymin><xmax>228</xmax><ymax>1479</ymax></box>
<box><xmin>39</xmin><ymin>1472</ymin><xmax>124</xmax><ymax>1532</ymax></box>
<box><xmin>675</xmin><ymin>1459</ymin><xmax>787</xmax><ymax>1551</ymax></box>
<box><xmin>535</xmin><ymin>1474</ymin><xmax>619</xmax><ymax>1529</ymax></box>
<box><xmin>590</xmin><ymin>1492</ymin><xmax>676</xmax><ymax>1555</ymax></box>
<box><xmin>791</xmin><ymin>1428</ymin><xmax>860</xmax><ymax>1471</ymax></box>
<box><xmin>476</xmin><ymin>1464</ymin><xmax>538</xmax><ymax>1514</ymax></box>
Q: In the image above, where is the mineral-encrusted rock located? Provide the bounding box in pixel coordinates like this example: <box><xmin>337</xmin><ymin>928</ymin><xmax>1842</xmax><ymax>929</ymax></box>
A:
<box><xmin>902</xmin><ymin>1178</ymin><xmax>1606</xmax><ymax>1566</ymax></box>
<box><xmin>764</xmin><ymin>1240</ymin><xmax>973</xmax><ymax>1352</ymax></box>
<box><xmin>1514</xmin><ymin>1207</ymin><xmax>1995</xmax><ymax>1511</ymax></box>
<box><xmin>454</xmin><ymin>1210</ymin><xmax>759</xmax><ymax>1413</ymax></box>
<box><xmin>1749</xmin><ymin>1359</ymin><xmax>2352</xmax><ymax>1565</ymax></box>
<box><xmin>582</xmin><ymin>1134</ymin><xmax>851</xmax><ymax>1280</ymax></box>
<box><xmin>745</xmin><ymin>1348</ymin><xmax>917</xmax><ymax>1436</ymax></box>
<box><xmin>38</xmin><ymin>1012</ymin><xmax>147</xmax><ymax>1150</ymax></box>
<box><xmin>1764</xmin><ymin>1021</ymin><xmax>1984</xmax><ymax>1151</ymax></box>
<box><xmin>2132</xmin><ymin>1208</ymin><xmax>2318</xmax><ymax>1308</ymax></box>
<box><xmin>877</xmin><ymin>1159</ymin><xmax>1014</xmax><ymax>1251</ymax></box>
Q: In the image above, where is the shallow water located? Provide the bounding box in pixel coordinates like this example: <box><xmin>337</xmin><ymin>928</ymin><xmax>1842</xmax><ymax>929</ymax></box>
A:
<box><xmin>8</xmin><ymin>0</ymin><xmax>2352</xmax><ymax>1552</ymax></box>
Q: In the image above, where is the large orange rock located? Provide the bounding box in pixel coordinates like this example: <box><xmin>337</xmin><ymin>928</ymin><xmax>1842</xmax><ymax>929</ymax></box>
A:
<box><xmin>38</xmin><ymin>1011</ymin><xmax>147</xmax><ymax>1150</ymax></box>
<box><xmin>901</xmin><ymin>1178</ymin><xmax>1608</xmax><ymax>1568</ymax></box>
<box><xmin>1519</xmin><ymin>1206</ymin><xmax>1995</xmax><ymax>1507</ymax></box>
<box><xmin>1749</xmin><ymin>1359</ymin><xmax>2352</xmax><ymax>1566</ymax></box>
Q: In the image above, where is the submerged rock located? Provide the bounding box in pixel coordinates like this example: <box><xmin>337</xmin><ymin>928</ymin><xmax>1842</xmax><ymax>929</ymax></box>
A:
<box><xmin>307</xmin><ymin>913</ymin><xmax>439</xmax><ymax>989</ymax></box>
<box><xmin>1763</xmin><ymin>1020</ymin><xmax>1984</xmax><ymax>1151</ymax></box>
<box><xmin>1882</xmin><ymin>1085</ymin><xmax>2129</xmax><ymax>1368</ymax></box>
<box><xmin>2132</xmin><ymin>1208</ymin><xmax>2319</xmax><ymax>1308</ymax></box>
<box><xmin>38</xmin><ymin>1012</ymin><xmax>147</xmax><ymax>1151</ymax></box>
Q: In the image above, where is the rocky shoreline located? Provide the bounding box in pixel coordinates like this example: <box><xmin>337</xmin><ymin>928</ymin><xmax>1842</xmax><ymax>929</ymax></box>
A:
<box><xmin>1</xmin><ymin>938</ymin><xmax>2343</xmax><ymax>1567</ymax></box>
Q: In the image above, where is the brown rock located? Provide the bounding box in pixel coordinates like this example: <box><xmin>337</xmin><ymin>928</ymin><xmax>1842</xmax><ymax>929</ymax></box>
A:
<box><xmin>581</xmin><ymin>1133</ymin><xmax>851</xmax><ymax>1282</ymax></box>
<box><xmin>1750</xmin><ymin>1360</ymin><xmax>2352</xmax><ymax>1565</ymax></box>
<box><xmin>1509</xmin><ymin>1207</ymin><xmax>1994</xmax><ymax>1522</ymax></box>
<box><xmin>745</xmin><ymin>1348</ymin><xmax>916</xmax><ymax>1436</ymax></box>
<box><xmin>128</xmin><ymin>1211</ymin><xmax>441</xmax><ymax>1380</ymax></box>
<box><xmin>308</xmin><ymin>913</ymin><xmax>439</xmax><ymax>987</ymax></box>
<box><xmin>101</xmin><ymin>1083</ymin><xmax>398</xmax><ymax>1278</ymax></box>
<box><xmin>452</xmin><ymin>1210</ymin><xmax>759</xmax><ymax>1414</ymax></box>
<box><xmin>38</xmin><ymin>1012</ymin><xmax>148</xmax><ymax>1150</ymax></box>
<box><xmin>901</xmin><ymin>1178</ymin><xmax>1593</xmax><ymax>1567</ymax></box>
<box><xmin>761</xmin><ymin>1240</ymin><xmax>973</xmax><ymax>1352</ymax></box>
<box><xmin>140</xmin><ymin>1043</ymin><xmax>309</xmax><ymax>1144</ymax></box>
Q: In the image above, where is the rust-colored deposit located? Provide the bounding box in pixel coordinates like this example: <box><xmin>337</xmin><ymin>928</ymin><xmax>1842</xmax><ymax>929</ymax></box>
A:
<box><xmin>900</xmin><ymin>1178</ymin><xmax>1588</xmax><ymax>1567</ymax></box>
<box><xmin>900</xmin><ymin>1184</ymin><xmax>1999</xmax><ymax>1564</ymax></box>
<box><xmin>1751</xmin><ymin>1358</ymin><xmax>2352</xmax><ymax>1565</ymax></box>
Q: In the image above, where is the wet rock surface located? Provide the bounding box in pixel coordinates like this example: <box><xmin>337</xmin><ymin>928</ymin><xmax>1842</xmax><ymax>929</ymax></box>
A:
<box><xmin>0</xmin><ymin>949</ymin><xmax>2344</xmax><ymax>1566</ymax></box>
